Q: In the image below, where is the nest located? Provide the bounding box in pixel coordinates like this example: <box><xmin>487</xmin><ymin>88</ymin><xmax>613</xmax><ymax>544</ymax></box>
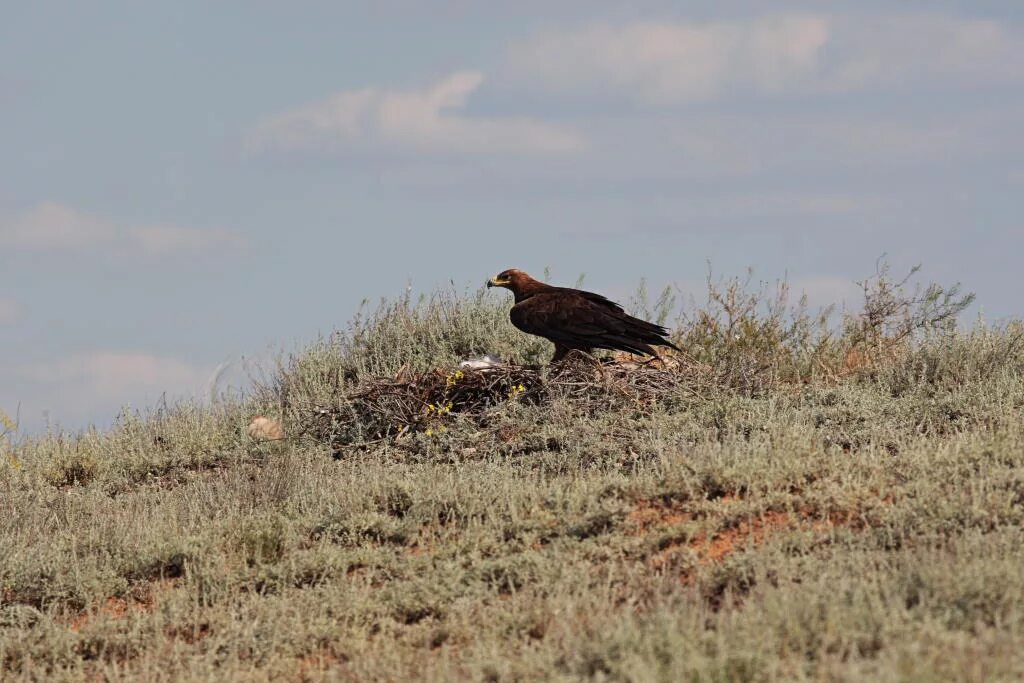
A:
<box><xmin>298</xmin><ymin>353</ymin><xmax>709</xmax><ymax>453</ymax></box>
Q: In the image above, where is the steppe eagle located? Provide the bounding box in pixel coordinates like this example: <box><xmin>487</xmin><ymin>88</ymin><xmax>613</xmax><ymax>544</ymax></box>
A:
<box><xmin>487</xmin><ymin>268</ymin><xmax>680</xmax><ymax>362</ymax></box>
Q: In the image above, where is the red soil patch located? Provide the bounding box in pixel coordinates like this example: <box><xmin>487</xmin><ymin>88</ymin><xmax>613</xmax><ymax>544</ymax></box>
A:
<box><xmin>628</xmin><ymin>493</ymin><xmax>745</xmax><ymax>533</ymax></box>
<box><xmin>647</xmin><ymin>510</ymin><xmax>798</xmax><ymax>572</ymax></box>
<box><xmin>692</xmin><ymin>511</ymin><xmax>793</xmax><ymax>564</ymax></box>
<box><xmin>67</xmin><ymin>578</ymin><xmax>177</xmax><ymax>632</ymax></box>
<box><xmin>627</xmin><ymin>500</ymin><xmax>692</xmax><ymax>533</ymax></box>
<box><xmin>68</xmin><ymin>597</ymin><xmax>136</xmax><ymax>632</ymax></box>
<box><xmin>637</xmin><ymin>497</ymin><xmax>869</xmax><ymax>573</ymax></box>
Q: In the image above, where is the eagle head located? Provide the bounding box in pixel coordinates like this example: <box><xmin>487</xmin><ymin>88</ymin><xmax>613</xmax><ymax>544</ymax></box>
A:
<box><xmin>487</xmin><ymin>269</ymin><xmax>548</xmax><ymax>301</ymax></box>
<box><xmin>487</xmin><ymin>268</ymin><xmax>526</xmax><ymax>289</ymax></box>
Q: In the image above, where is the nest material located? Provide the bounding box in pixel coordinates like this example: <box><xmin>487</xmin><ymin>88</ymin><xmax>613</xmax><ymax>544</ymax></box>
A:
<box><xmin>299</xmin><ymin>352</ymin><xmax>709</xmax><ymax>452</ymax></box>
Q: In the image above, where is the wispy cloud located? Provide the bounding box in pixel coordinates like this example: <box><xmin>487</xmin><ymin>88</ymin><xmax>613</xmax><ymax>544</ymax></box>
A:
<box><xmin>128</xmin><ymin>225</ymin><xmax>241</xmax><ymax>253</ymax></box>
<box><xmin>0</xmin><ymin>203</ymin><xmax>242</xmax><ymax>255</ymax></box>
<box><xmin>509</xmin><ymin>15</ymin><xmax>828</xmax><ymax>104</ymax></box>
<box><xmin>0</xmin><ymin>298</ymin><xmax>20</xmax><ymax>325</ymax></box>
<box><xmin>1</xmin><ymin>202</ymin><xmax>115</xmax><ymax>249</ymax></box>
<box><xmin>246</xmin><ymin>70</ymin><xmax>585</xmax><ymax>156</ymax></box>
<box><xmin>507</xmin><ymin>13</ymin><xmax>1024</xmax><ymax>104</ymax></box>
<box><xmin>823</xmin><ymin>13</ymin><xmax>1024</xmax><ymax>92</ymax></box>
<box><xmin>23</xmin><ymin>352</ymin><xmax>209</xmax><ymax>404</ymax></box>
<box><xmin>664</xmin><ymin>109</ymin><xmax>1020</xmax><ymax>175</ymax></box>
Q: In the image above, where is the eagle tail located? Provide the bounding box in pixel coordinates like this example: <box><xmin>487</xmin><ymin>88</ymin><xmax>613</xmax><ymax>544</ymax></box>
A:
<box><xmin>619</xmin><ymin>315</ymin><xmax>680</xmax><ymax>354</ymax></box>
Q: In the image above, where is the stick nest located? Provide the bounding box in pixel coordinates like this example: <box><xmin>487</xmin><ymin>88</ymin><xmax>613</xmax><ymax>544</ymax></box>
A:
<box><xmin>296</xmin><ymin>353</ymin><xmax>710</xmax><ymax>452</ymax></box>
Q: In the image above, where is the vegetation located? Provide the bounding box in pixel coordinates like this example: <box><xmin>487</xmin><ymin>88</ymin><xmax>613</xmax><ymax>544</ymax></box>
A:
<box><xmin>2</xmin><ymin>264</ymin><xmax>1023</xmax><ymax>682</ymax></box>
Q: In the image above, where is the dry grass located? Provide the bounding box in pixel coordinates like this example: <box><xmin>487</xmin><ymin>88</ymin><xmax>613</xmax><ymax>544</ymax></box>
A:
<box><xmin>2</xmin><ymin>264</ymin><xmax>1023</xmax><ymax>682</ymax></box>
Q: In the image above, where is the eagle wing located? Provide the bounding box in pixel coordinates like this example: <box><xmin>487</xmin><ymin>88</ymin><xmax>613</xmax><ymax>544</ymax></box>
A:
<box><xmin>510</xmin><ymin>289</ymin><xmax>678</xmax><ymax>356</ymax></box>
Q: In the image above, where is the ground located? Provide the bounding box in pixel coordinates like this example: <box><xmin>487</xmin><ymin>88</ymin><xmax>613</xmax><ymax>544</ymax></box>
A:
<box><xmin>2</xmin><ymin>274</ymin><xmax>1022</xmax><ymax>681</ymax></box>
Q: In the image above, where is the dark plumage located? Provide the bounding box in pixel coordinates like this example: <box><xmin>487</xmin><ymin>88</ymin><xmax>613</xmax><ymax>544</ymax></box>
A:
<box><xmin>487</xmin><ymin>268</ymin><xmax>680</xmax><ymax>362</ymax></box>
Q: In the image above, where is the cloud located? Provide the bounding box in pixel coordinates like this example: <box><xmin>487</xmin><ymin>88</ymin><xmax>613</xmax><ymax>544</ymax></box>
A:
<box><xmin>509</xmin><ymin>15</ymin><xmax>829</xmax><ymax>103</ymax></box>
<box><xmin>0</xmin><ymin>203</ymin><xmax>241</xmax><ymax>254</ymax></box>
<box><xmin>705</xmin><ymin>116</ymin><xmax>999</xmax><ymax>171</ymax></box>
<box><xmin>507</xmin><ymin>13</ymin><xmax>1024</xmax><ymax>104</ymax></box>
<box><xmin>23</xmin><ymin>352</ymin><xmax>209</xmax><ymax>404</ymax></box>
<box><xmin>247</xmin><ymin>70</ymin><xmax>585</xmax><ymax>156</ymax></box>
<box><xmin>127</xmin><ymin>225</ymin><xmax>242</xmax><ymax>254</ymax></box>
<box><xmin>1</xmin><ymin>202</ymin><xmax>116</xmax><ymax>249</ymax></box>
<box><xmin>0</xmin><ymin>298</ymin><xmax>20</xmax><ymax>325</ymax></box>
<box><xmin>824</xmin><ymin>14</ymin><xmax>1024</xmax><ymax>92</ymax></box>
<box><xmin>4</xmin><ymin>351</ymin><xmax>237</xmax><ymax>432</ymax></box>
<box><xmin>636</xmin><ymin>105</ymin><xmax>1024</xmax><ymax>179</ymax></box>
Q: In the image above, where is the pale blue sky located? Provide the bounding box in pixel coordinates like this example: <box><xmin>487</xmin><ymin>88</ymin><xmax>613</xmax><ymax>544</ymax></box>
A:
<box><xmin>2</xmin><ymin>1</ymin><xmax>1022</xmax><ymax>431</ymax></box>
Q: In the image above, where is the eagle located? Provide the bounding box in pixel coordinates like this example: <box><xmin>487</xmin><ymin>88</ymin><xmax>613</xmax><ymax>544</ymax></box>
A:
<box><xmin>487</xmin><ymin>268</ymin><xmax>680</xmax><ymax>362</ymax></box>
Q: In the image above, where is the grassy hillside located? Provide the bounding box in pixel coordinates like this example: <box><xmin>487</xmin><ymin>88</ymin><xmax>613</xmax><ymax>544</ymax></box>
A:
<box><xmin>3</xmin><ymin>268</ymin><xmax>1024</xmax><ymax>682</ymax></box>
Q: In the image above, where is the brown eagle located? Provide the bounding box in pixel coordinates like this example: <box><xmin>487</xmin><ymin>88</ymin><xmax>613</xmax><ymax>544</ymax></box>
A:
<box><xmin>487</xmin><ymin>268</ymin><xmax>680</xmax><ymax>362</ymax></box>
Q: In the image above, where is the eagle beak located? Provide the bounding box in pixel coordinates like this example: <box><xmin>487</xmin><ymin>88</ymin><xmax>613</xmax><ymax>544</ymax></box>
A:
<box><xmin>486</xmin><ymin>278</ymin><xmax>496</xmax><ymax>288</ymax></box>
<box><xmin>487</xmin><ymin>276</ymin><xmax>506</xmax><ymax>288</ymax></box>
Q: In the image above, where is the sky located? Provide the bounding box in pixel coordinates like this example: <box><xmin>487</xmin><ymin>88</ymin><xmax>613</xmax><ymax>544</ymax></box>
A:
<box><xmin>2</xmin><ymin>1</ymin><xmax>1022</xmax><ymax>432</ymax></box>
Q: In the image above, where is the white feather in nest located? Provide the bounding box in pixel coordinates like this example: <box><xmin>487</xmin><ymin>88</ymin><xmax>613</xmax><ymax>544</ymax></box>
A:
<box><xmin>458</xmin><ymin>354</ymin><xmax>505</xmax><ymax>370</ymax></box>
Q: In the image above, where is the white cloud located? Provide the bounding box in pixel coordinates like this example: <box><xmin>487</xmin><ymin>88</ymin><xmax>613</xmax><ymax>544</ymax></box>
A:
<box><xmin>127</xmin><ymin>225</ymin><xmax>241</xmax><ymax>254</ymax></box>
<box><xmin>824</xmin><ymin>14</ymin><xmax>1024</xmax><ymax>92</ymax></box>
<box><xmin>509</xmin><ymin>15</ymin><xmax>829</xmax><ymax>103</ymax></box>
<box><xmin>247</xmin><ymin>70</ymin><xmax>585</xmax><ymax>156</ymax></box>
<box><xmin>0</xmin><ymin>203</ymin><xmax>241</xmax><ymax>254</ymax></box>
<box><xmin>659</xmin><ymin>107</ymin><xmax>1021</xmax><ymax>177</ymax></box>
<box><xmin>507</xmin><ymin>13</ymin><xmax>1024</xmax><ymax>103</ymax></box>
<box><xmin>1</xmin><ymin>202</ymin><xmax>116</xmax><ymax>249</ymax></box>
<box><xmin>4</xmin><ymin>352</ymin><xmax>234</xmax><ymax>431</ymax></box>
<box><xmin>0</xmin><ymin>298</ymin><xmax>20</xmax><ymax>325</ymax></box>
<box><xmin>23</xmin><ymin>352</ymin><xmax>209</xmax><ymax>404</ymax></box>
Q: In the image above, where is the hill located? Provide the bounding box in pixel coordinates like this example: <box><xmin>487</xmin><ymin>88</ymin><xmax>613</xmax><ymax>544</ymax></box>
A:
<box><xmin>3</xmin><ymin>267</ymin><xmax>1024</xmax><ymax>682</ymax></box>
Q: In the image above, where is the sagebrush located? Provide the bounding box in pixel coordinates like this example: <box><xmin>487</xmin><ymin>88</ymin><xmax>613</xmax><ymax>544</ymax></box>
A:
<box><xmin>1</xmin><ymin>264</ymin><xmax>1022</xmax><ymax>682</ymax></box>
